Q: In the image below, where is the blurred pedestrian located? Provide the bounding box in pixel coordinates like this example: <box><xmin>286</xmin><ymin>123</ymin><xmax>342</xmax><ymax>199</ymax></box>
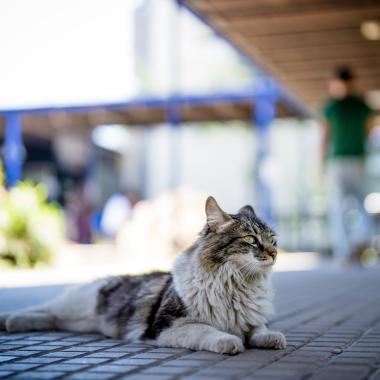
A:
<box><xmin>100</xmin><ymin>192</ymin><xmax>137</xmax><ymax>237</ymax></box>
<box><xmin>321</xmin><ymin>67</ymin><xmax>374</xmax><ymax>265</ymax></box>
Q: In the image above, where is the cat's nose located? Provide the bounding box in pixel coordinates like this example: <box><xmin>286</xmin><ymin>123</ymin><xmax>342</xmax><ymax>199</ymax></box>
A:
<box><xmin>266</xmin><ymin>247</ymin><xmax>277</xmax><ymax>260</ymax></box>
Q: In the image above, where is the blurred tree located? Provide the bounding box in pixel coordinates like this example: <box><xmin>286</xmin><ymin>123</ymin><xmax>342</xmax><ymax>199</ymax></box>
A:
<box><xmin>0</xmin><ymin>163</ymin><xmax>64</xmax><ymax>268</ymax></box>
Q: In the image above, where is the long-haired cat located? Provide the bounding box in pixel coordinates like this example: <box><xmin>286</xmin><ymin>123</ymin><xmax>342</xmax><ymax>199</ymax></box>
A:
<box><xmin>0</xmin><ymin>197</ymin><xmax>286</xmax><ymax>354</ymax></box>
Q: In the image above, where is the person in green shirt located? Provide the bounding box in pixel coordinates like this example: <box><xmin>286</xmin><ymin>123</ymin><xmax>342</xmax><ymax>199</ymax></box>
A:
<box><xmin>321</xmin><ymin>67</ymin><xmax>373</xmax><ymax>265</ymax></box>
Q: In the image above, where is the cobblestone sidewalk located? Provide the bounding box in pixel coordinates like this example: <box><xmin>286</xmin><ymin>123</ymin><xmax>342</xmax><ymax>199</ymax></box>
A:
<box><xmin>1</xmin><ymin>267</ymin><xmax>380</xmax><ymax>380</ymax></box>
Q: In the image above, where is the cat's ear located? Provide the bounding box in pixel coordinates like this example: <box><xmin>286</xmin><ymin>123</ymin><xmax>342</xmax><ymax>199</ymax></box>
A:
<box><xmin>239</xmin><ymin>205</ymin><xmax>255</xmax><ymax>218</ymax></box>
<box><xmin>205</xmin><ymin>196</ymin><xmax>232</xmax><ymax>232</ymax></box>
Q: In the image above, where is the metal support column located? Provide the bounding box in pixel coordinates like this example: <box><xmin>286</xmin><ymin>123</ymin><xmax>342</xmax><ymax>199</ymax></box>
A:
<box><xmin>167</xmin><ymin>99</ymin><xmax>181</xmax><ymax>188</ymax></box>
<box><xmin>168</xmin><ymin>0</ymin><xmax>182</xmax><ymax>189</ymax></box>
<box><xmin>252</xmin><ymin>79</ymin><xmax>277</xmax><ymax>224</ymax></box>
<box><xmin>4</xmin><ymin>112</ymin><xmax>23</xmax><ymax>187</ymax></box>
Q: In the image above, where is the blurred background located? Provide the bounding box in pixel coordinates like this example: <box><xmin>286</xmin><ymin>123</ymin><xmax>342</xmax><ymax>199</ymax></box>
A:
<box><xmin>1</xmin><ymin>0</ymin><xmax>380</xmax><ymax>285</ymax></box>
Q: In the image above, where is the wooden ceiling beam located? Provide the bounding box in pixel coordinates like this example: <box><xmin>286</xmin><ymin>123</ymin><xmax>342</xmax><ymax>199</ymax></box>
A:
<box><xmin>222</xmin><ymin>3</ymin><xmax>380</xmax><ymax>22</ymax></box>
<box><xmin>284</xmin><ymin>77</ymin><xmax>380</xmax><ymax>89</ymax></box>
<box><xmin>225</xmin><ymin>8</ymin><xmax>380</xmax><ymax>33</ymax></box>
<box><xmin>282</xmin><ymin>68</ymin><xmax>380</xmax><ymax>82</ymax></box>
<box><xmin>247</xmin><ymin>28</ymin><xmax>366</xmax><ymax>50</ymax></box>
<box><xmin>276</xmin><ymin>57</ymin><xmax>380</xmax><ymax>73</ymax></box>
<box><xmin>270</xmin><ymin>51</ymin><xmax>380</xmax><ymax>64</ymax></box>
<box><xmin>190</xmin><ymin>0</ymin><xmax>379</xmax><ymax>17</ymax></box>
<box><xmin>259</xmin><ymin>41</ymin><xmax>380</xmax><ymax>55</ymax></box>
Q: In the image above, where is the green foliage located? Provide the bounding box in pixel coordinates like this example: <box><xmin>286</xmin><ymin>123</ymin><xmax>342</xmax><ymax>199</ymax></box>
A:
<box><xmin>0</xmin><ymin>177</ymin><xmax>64</xmax><ymax>269</ymax></box>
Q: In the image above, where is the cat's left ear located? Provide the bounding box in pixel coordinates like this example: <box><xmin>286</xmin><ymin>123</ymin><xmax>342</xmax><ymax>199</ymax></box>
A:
<box><xmin>205</xmin><ymin>196</ymin><xmax>232</xmax><ymax>233</ymax></box>
<box><xmin>239</xmin><ymin>205</ymin><xmax>255</xmax><ymax>218</ymax></box>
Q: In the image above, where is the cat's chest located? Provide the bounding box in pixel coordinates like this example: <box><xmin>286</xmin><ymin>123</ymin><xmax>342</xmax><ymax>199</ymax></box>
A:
<box><xmin>189</xmin><ymin>286</ymin><xmax>272</xmax><ymax>335</ymax></box>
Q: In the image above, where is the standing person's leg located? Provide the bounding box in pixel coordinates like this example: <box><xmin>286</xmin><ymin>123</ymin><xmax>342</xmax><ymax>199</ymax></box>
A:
<box><xmin>326</xmin><ymin>159</ymin><xmax>351</xmax><ymax>262</ymax></box>
<box><xmin>348</xmin><ymin>159</ymin><xmax>372</xmax><ymax>255</ymax></box>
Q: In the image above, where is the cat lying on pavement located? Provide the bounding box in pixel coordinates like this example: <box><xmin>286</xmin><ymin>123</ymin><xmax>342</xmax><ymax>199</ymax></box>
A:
<box><xmin>0</xmin><ymin>196</ymin><xmax>286</xmax><ymax>355</ymax></box>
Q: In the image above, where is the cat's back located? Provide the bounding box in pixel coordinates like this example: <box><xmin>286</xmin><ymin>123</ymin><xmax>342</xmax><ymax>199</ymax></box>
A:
<box><xmin>96</xmin><ymin>272</ymin><xmax>172</xmax><ymax>339</ymax></box>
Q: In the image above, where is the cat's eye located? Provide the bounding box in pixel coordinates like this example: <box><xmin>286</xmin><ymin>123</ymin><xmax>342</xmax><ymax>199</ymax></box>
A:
<box><xmin>243</xmin><ymin>235</ymin><xmax>256</xmax><ymax>245</ymax></box>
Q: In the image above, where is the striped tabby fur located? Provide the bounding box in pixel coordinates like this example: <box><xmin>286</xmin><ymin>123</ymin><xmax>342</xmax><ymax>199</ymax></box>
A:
<box><xmin>0</xmin><ymin>196</ymin><xmax>286</xmax><ymax>354</ymax></box>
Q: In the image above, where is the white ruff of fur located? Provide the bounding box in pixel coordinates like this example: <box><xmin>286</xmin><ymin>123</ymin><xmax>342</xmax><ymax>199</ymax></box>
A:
<box><xmin>172</xmin><ymin>250</ymin><xmax>274</xmax><ymax>337</ymax></box>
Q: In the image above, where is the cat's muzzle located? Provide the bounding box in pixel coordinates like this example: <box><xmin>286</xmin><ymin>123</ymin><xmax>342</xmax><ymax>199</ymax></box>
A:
<box><xmin>256</xmin><ymin>249</ymin><xmax>277</xmax><ymax>262</ymax></box>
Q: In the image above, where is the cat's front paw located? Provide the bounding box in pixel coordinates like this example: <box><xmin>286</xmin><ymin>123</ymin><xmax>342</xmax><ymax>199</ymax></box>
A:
<box><xmin>211</xmin><ymin>334</ymin><xmax>244</xmax><ymax>355</ymax></box>
<box><xmin>250</xmin><ymin>331</ymin><xmax>286</xmax><ymax>350</ymax></box>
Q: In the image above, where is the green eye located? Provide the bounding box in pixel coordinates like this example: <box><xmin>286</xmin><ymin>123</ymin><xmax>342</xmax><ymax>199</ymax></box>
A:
<box><xmin>243</xmin><ymin>235</ymin><xmax>255</xmax><ymax>245</ymax></box>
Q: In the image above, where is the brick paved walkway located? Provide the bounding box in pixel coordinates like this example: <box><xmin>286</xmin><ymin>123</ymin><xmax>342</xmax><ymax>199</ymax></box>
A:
<box><xmin>1</xmin><ymin>267</ymin><xmax>380</xmax><ymax>380</ymax></box>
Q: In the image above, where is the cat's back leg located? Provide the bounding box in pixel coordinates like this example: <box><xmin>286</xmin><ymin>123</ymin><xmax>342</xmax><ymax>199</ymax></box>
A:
<box><xmin>47</xmin><ymin>278</ymin><xmax>108</xmax><ymax>333</ymax></box>
<box><xmin>5</xmin><ymin>309</ymin><xmax>55</xmax><ymax>332</ymax></box>
<box><xmin>2</xmin><ymin>278</ymin><xmax>108</xmax><ymax>334</ymax></box>
<box><xmin>0</xmin><ymin>302</ymin><xmax>56</xmax><ymax>333</ymax></box>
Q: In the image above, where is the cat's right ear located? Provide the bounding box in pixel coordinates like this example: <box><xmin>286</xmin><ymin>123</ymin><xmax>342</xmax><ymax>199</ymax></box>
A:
<box><xmin>239</xmin><ymin>205</ymin><xmax>255</xmax><ymax>218</ymax></box>
<box><xmin>205</xmin><ymin>196</ymin><xmax>232</xmax><ymax>233</ymax></box>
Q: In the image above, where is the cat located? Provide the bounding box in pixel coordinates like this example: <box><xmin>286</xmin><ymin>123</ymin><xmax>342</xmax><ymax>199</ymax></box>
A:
<box><xmin>0</xmin><ymin>196</ymin><xmax>286</xmax><ymax>354</ymax></box>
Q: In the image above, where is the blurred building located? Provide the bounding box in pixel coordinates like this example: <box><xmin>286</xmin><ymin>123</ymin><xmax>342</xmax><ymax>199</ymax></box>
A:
<box><xmin>1</xmin><ymin>0</ymin><xmax>380</xmax><ymax>253</ymax></box>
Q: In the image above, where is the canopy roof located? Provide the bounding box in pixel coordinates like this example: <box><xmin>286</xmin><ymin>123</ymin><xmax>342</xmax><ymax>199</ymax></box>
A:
<box><xmin>0</xmin><ymin>90</ymin><xmax>304</xmax><ymax>140</ymax></box>
<box><xmin>183</xmin><ymin>0</ymin><xmax>380</xmax><ymax>110</ymax></box>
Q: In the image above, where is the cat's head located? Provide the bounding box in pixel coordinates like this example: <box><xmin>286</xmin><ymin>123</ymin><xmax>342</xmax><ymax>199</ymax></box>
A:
<box><xmin>196</xmin><ymin>196</ymin><xmax>277</xmax><ymax>276</ymax></box>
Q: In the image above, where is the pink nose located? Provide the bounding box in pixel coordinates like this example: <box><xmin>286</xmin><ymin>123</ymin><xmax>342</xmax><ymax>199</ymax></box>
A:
<box><xmin>266</xmin><ymin>247</ymin><xmax>277</xmax><ymax>259</ymax></box>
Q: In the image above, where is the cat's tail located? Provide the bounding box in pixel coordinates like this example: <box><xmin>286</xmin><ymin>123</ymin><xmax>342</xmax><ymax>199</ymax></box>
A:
<box><xmin>0</xmin><ymin>304</ymin><xmax>56</xmax><ymax>333</ymax></box>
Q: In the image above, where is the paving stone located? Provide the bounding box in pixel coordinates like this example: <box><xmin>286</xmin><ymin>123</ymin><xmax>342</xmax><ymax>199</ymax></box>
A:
<box><xmin>85</xmin><ymin>351</ymin><xmax>127</xmax><ymax>358</ymax></box>
<box><xmin>309</xmin><ymin>369</ymin><xmax>368</xmax><ymax>380</ymax></box>
<box><xmin>331</xmin><ymin>357</ymin><xmax>378</xmax><ymax>365</ymax></box>
<box><xmin>369</xmin><ymin>368</ymin><xmax>380</xmax><ymax>380</ymax></box>
<box><xmin>42</xmin><ymin>340</ymin><xmax>76</xmax><ymax>346</ymax></box>
<box><xmin>162</xmin><ymin>359</ymin><xmax>214</xmax><ymax>367</ymax></box>
<box><xmin>179</xmin><ymin>352</ymin><xmax>223</xmax><ymax>360</ymax></box>
<box><xmin>36</xmin><ymin>363</ymin><xmax>89</xmax><ymax>372</ymax></box>
<box><xmin>43</xmin><ymin>351</ymin><xmax>83</xmax><ymax>358</ymax></box>
<box><xmin>290</xmin><ymin>349</ymin><xmax>332</xmax><ymax>358</ymax></box>
<box><xmin>15</xmin><ymin>357</ymin><xmax>62</xmax><ymax>364</ymax></box>
<box><xmin>253</xmin><ymin>368</ymin><xmax>306</xmax><ymax>379</ymax></box>
<box><xmin>196</xmin><ymin>366</ymin><xmax>249</xmax><ymax>376</ymax></box>
<box><xmin>0</xmin><ymin>351</ymin><xmax>35</xmax><ymax>357</ymax></box>
<box><xmin>3</xmin><ymin>340</ymin><xmax>43</xmax><ymax>346</ymax></box>
<box><xmin>119</xmin><ymin>375</ymin><xmax>176</xmax><ymax>380</ymax></box>
<box><xmin>63</xmin><ymin>346</ymin><xmax>102</xmax><ymax>352</ymax></box>
<box><xmin>0</xmin><ymin>356</ymin><xmax>16</xmax><ymax>363</ymax></box>
<box><xmin>81</xmin><ymin>341</ymin><xmax>121</xmax><ymax>347</ymax></box>
<box><xmin>103</xmin><ymin>346</ymin><xmax>146</xmax><ymax>352</ymax></box>
<box><xmin>142</xmin><ymin>366</ymin><xmax>194</xmax><ymax>375</ymax></box>
<box><xmin>20</xmin><ymin>345</ymin><xmax>62</xmax><ymax>351</ymax></box>
<box><xmin>62</xmin><ymin>357</ymin><xmax>109</xmax><ymax>365</ymax></box>
<box><xmin>89</xmin><ymin>364</ymin><xmax>138</xmax><ymax>373</ymax></box>
<box><xmin>279</xmin><ymin>356</ymin><xmax>326</xmax><ymax>364</ymax></box>
<box><xmin>339</xmin><ymin>351</ymin><xmax>379</xmax><ymax>359</ymax></box>
<box><xmin>65</xmin><ymin>372</ymin><xmax>116</xmax><ymax>380</ymax></box>
<box><xmin>306</xmin><ymin>341</ymin><xmax>346</xmax><ymax>347</ymax></box>
<box><xmin>0</xmin><ymin>345</ymin><xmax>23</xmax><ymax>351</ymax></box>
<box><xmin>1</xmin><ymin>334</ymin><xmax>37</xmax><ymax>340</ymax></box>
<box><xmin>10</xmin><ymin>371</ymin><xmax>65</xmax><ymax>379</ymax></box>
<box><xmin>61</xmin><ymin>335</ymin><xmax>102</xmax><ymax>342</ymax></box>
<box><xmin>0</xmin><ymin>371</ymin><xmax>14</xmax><ymax>378</ymax></box>
<box><xmin>182</xmin><ymin>375</ymin><xmax>223</xmax><ymax>380</ymax></box>
<box><xmin>2</xmin><ymin>268</ymin><xmax>380</xmax><ymax>380</ymax></box>
<box><xmin>301</xmin><ymin>345</ymin><xmax>338</xmax><ymax>352</ymax></box>
<box><xmin>148</xmin><ymin>348</ymin><xmax>190</xmax><ymax>354</ymax></box>
<box><xmin>130</xmin><ymin>352</ymin><xmax>177</xmax><ymax>360</ymax></box>
<box><xmin>0</xmin><ymin>363</ymin><xmax>40</xmax><ymax>371</ymax></box>
<box><xmin>213</xmin><ymin>359</ymin><xmax>263</xmax><ymax>369</ymax></box>
<box><xmin>112</xmin><ymin>358</ymin><xmax>158</xmax><ymax>366</ymax></box>
<box><xmin>25</xmin><ymin>335</ymin><xmax>69</xmax><ymax>342</ymax></box>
